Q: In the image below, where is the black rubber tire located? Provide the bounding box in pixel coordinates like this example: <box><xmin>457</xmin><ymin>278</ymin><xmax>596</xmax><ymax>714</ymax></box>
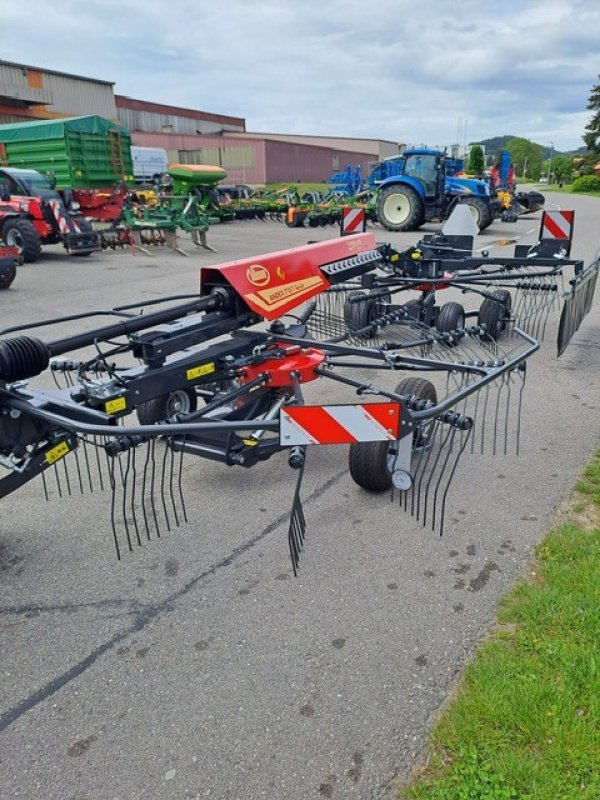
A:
<box><xmin>137</xmin><ymin>389</ymin><xmax>198</xmax><ymax>425</ymax></box>
<box><xmin>1</xmin><ymin>218</ymin><xmax>41</xmax><ymax>263</ymax></box>
<box><xmin>478</xmin><ymin>289</ymin><xmax>512</xmax><ymax>339</ymax></box>
<box><xmin>343</xmin><ymin>291</ymin><xmax>375</xmax><ymax>335</ymax></box>
<box><xmin>436</xmin><ymin>301</ymin><xmax>465</xmax><ymax>333</ymax></box>
<box><xmin>376</xmin><ymin>185</ymin><xmax>425</xmax><ymax>231</ymax></box>
<box><xmin>348</xmin><ymin>377</ymin><xmax>437</xmax><ymax>492</ymax></box>
<box><xmin>0</xmin><ymin>258</ymin><xmax>16</xmax><ymax>289</ymax></box>
<box><xmin>458</xmin><ymin>196</ymin><xmax>493</xmax><ymax>231</ymax></box>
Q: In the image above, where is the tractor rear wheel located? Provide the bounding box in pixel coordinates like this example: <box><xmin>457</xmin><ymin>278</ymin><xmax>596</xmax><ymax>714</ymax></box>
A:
<box><xmin>137</xmin><ymin>388</ymin><xmax>198</xmax><ymax>425</ymax></box>
<box><xmin>1</xmin><ymin>218</ymin><xmax>41</xmax><ymax>263</ymax></box>
<box><xmin>348</xmin><ymin>377</ymin><xmax>437</xmax><ymax>492</ymax></box>
<box><xmin>458</xmin><ymin>197</ymin><xmax>493</xmax><ymax>231</ymax></box>
<box><xmin>376</xmin><ymin>185</ymin><xmax>424</xmax><ymax>231</ymax></box>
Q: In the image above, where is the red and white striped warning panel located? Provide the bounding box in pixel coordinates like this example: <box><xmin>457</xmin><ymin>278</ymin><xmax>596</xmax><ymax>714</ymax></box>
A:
<box><xmin>340</xmin><ymin>206</ymin><xmax>366</xmax><ymax>236</ymax></box>
<box><xmin>280</xmin><ymin>403</ymin><xmax>401</xmax><ymax>446</ymax></box>
<box><xmin>540</xmin><ymin>210</ymin><xmax>574</xmax><ymax>241</ymax></box>
<box><xmin>48</xmin><ymin>200</ymin><xmax>80</xmax><ymax>235</ymax></box>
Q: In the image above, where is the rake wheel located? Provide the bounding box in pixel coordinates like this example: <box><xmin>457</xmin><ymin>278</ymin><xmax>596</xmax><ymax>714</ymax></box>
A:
<box><xmin>478</xmin><ymin>290</ymin><xmax>512</xmax><ymax>339</ymax></box>
<box><xmin>137</xmin><ymin>388</ymin><xmax>198</xmax><ymax>424</ymax></box>
<box><xmin>348</xmin><ymin>377</ymin><xmax>437</xmax><ymax>492</ymax></box>
<box><xmin>343</xmin><ymin>291</ymin><xmax>375</xmax><ymax>335</ymax></box>
<box><xmin>436</xmin><ymin>301</ymin><xmax>465</xmax><ymax>333</ymax></box>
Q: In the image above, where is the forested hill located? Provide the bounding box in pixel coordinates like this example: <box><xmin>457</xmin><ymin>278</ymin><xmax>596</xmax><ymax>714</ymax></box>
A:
<box><xmin>471</xmin><ymin>136</ymin><xmax>586</xmax><ymax>158</ymax></box>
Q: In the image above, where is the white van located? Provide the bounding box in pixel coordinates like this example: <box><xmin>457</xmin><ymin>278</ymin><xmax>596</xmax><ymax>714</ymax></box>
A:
<box><xmin>130</xmin><ymin>146</ymin><xmax>169</xmax><ymax>184</ymax></box>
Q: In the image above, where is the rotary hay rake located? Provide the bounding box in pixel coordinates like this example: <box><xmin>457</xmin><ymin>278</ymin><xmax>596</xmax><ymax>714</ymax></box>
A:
<box><xmin>0</xmin><ymin>233</ymin><xmax>550</xmax><ymax>574</ymax></box>
<box><xmin>322</xmin><ymin>209</ymin><xmax>599</xmax><ymax>361</ymax></box>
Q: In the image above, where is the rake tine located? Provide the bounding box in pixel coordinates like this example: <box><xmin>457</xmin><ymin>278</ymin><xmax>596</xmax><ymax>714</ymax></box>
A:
<box><xmin>94</xmin><ymin>436</ymin><xmax>105</xmax><ymax>492</ymax></box>
<box><xmin>503</xmin><ymin>374</ymin><xmax>512</xmax><ymax>456</ymax></box>
<box><xmin>287</xmin><ymin>452</ymin><xmax>307</xmax><ymax>576</ymax></box>
<box><xmin>414</xmin><ymin>420</ymin><xmax>441</xmax><ymax>521</ymax></box>
<box><xmin>41</xmin><ymin>470</ymin><xmax>49</xmax><ymax>502</ymax></box>
<box><xmin>150</xmin><ymin>438</ymin><xmax>161</xmax><ymax>537</ymax></box>
<box><xmin>140</xmin><ymin>440</ymin><xmax>152</xmax><ymax>540</ymax></box>
<box><xmin>177</xmin><ymin>436</ymin><xmax>188</xmax><ymax>524</ymax></box>
<box><xmin>492</xmin><ymin>375</ymin><xmax>505</xmax><ymax>456</ymax></box>
<box><xmin>431</xmin><ymin>426</ymin><xmax>460</xmax><ymax>531</ymax></box>
<box><xmin>82</xmin><ymin>438</ymin><xmax>94</xmax><ymax>493</ymax></box>
<box><xmin>53</xmin><ymin>463</ymin><xmax>63</xmax><ymax>498</ymax></box>
<box><xmin>422</xmin><ymin>424</ymin><xmax>453</xmax><ymax>528</ymax></box>
<box><xmin>62</xmin><ymin>456</ymin><xmax>72</xmax><ymax>496</ymax></box>
<box><xmin>480</xmin><ymin>384</ymin><xmax>490</xmax><ymax>455</ymax></box>
<box><xmin>73</xmin><ymin>447</ymin><xmax>85</xmax><ymax>494</ymax></box>
<box><xmin>119</xmin><ymin>450</ymin><xmax>133</xmax><ymax>552</ymax></box>
<box><xmin>168</xmin><ymin>440</ymin><xmax>180</xmax><ymax>528</ymax></box>
<box><xmin>107</xmin><ymin>455</ymin><xmax>121</xmax><ymax>560</ymax></box>
<box><xmin>437</xmin><ymin>425</ymin><xmax>473</xmax><ymax>537</ymax></box>
<box><xmin>159</xmin><ymin>442</ymin><xmax>172</xmax><ymax>533</ymax></box>
<box><xmin>130</xmin><ymin>445</ymin><xmax>142</xmax><ymax>547</ymax></box>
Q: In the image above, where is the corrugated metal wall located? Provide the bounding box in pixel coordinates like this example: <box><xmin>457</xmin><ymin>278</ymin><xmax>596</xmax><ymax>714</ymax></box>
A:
<box><xmin>117</xmin><ymin>107</ymin><xmax>242</xmax><ymax>136</ymax></box>
<box><xmin>264</xmin><ymin>140</ymin><xmax>375</xmax><ymax>183</ymax></box>
<box><xmin>231</xmin><ymin>132</ymin><xmax>400</xmax><ymax>160</ymax></box>
<box><xmin>0</xmin><ymin>62</ymin><xmax>116</xmax><ymax>119</ymax></box>
<box><xmin>131</xmin><ymin>132</ymin><xmax>267</xmax><ymax>184</ymax></box>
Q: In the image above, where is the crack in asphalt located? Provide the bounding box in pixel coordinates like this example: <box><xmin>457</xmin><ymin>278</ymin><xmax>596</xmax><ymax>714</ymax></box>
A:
<box><xmin>0</xmin><ymin>468</ymin><xmax>347</xmax><ymax>734</ymax></box>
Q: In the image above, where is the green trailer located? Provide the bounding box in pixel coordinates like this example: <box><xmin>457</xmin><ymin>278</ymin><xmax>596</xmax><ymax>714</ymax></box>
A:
<box><xmin>0</xmin><ymin>115</ymin><xmax>134</xmax><ymax>189</ymax></box>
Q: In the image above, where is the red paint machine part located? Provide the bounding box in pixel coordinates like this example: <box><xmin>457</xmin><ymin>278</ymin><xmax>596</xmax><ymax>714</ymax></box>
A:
<box><xmin>240</xmin><ymin>346</ymin><xmax>325</xmax><ymax>387</ymax></box>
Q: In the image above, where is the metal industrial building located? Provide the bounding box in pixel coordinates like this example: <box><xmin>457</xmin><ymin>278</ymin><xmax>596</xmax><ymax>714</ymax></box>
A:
<box><xmin>0</xmin><ymin>60</ymin><xmax>116</xmax><ymax>122</ymax></box>
<box><xmin>0</xmin><ymin>60</ymin><xmax>398</xmax><ymax>183</ymax></box>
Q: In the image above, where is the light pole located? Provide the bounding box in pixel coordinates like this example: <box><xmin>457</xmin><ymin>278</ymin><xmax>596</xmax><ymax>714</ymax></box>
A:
<box><xmin>548</xmin><ymin>142</ymin><xmax>554</xmax><ymax>183</ymax></box>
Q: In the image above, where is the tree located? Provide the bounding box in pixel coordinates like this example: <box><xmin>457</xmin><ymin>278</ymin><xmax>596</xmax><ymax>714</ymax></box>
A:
<box><xmin>583</xmin><ymin>75</ymin><xmax>600</xmax><ymax>153</ymax></box>
<box><xmin>547</xmin><ymin>154</ymin><xmax>572</xmax><ymax>183</ymax></box>
<box><xmin>506</xmin><ymin>137</ymin><xmax>544</xmax><ymax>180</ymax></box>
<box><xmin>467</xmin><ymin>145</ymin><xmax>485</xmax><ymax>176</ymax></box>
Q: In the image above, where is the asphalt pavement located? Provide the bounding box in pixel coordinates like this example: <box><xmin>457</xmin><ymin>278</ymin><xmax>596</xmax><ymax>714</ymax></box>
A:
<box><xmin>1</xmin><ymin>193</ymin><xmax>599</xmax><ymax>800</ymax></box>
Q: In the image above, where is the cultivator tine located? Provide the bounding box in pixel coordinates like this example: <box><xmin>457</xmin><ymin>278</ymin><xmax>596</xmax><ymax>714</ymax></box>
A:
<box><xmin>287</xmin><ymin>450</ymin><xmax>307</xmax><ymax>576</ymax></box>
<box><xmin>557</xmin><ymin>260</ymin><xmax>600</xmax><ymax>356</ymax></box>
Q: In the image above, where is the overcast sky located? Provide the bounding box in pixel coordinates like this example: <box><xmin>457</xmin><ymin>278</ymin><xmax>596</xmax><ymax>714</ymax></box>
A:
<box><xmin>3</xmin><ymin>0</ymin><xmax>599</xmax><ymax>151</ymax></box>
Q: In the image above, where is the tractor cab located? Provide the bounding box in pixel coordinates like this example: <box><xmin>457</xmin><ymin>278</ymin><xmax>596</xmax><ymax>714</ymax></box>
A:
<box><xmin>401</xmin><ymin>151</ymin><xmax>441</xmax><ymax>197</ymax></box>
<box><xmin>0</xmin><ymin>168</ymin><xmax>61</xmax><ymax>202</ymax></box>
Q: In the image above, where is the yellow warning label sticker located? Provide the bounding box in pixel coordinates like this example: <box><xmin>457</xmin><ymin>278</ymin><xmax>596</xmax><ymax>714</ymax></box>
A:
<box><xmin>186</xmin><ymin>362</ymin><xmax>216</xmax><ymax>381</ymax></box>
<box><xmin>105</xmin><ymin>396</ymin><xmax>127</xmax><ymax>414</ymax></box>
<box><xmin>45</xmin><ymin>440</ymin><xmax>70</xmax><ymax>465</ymax></box>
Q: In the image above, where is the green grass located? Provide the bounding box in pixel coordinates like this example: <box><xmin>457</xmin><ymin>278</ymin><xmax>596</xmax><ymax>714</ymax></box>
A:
<box><xmin>531</xmin><ymin>183</ymin><xmax>600</xmax><ymax>198</ymax></box>
<box><xmin>399</xmin><ymin>453</ymin><xmax>600</xmax><ymax>800</ymax></box>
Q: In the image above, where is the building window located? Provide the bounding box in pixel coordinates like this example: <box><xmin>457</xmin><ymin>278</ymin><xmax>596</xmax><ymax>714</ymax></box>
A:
<box><xmin>332</xmin><ymin>154</ymin><xmax>340</xmax><ymax>169</ymax></box>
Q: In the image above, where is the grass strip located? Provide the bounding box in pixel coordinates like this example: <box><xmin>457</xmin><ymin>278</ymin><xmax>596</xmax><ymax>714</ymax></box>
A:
<box><xmin>399</xmin><ymin>453</ymin><xmax>600</xmax><ymax>800</ymax></box>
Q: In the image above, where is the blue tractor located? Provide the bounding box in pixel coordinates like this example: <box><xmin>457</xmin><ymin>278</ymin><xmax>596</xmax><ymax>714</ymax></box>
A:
<box><xmin>374</xmin><ymin>149</ymin><xmax>497</xmax><ymax>232</ymax></box>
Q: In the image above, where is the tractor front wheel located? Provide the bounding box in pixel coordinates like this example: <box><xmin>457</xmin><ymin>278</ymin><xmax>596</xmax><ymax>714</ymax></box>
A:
<box><xmin>376</xmin><ymin>185</ymin><xmax>424</xmax><ymax>231</ymax></box>
<box><xmin>137</xmin><ymin>389</ymin><xmax>198</xmax><ymax>425</ymax></box>
<box><xmin>1</xmin><ymin>218</ymin><xmax>41</xmax><ymax>263</ymax></box>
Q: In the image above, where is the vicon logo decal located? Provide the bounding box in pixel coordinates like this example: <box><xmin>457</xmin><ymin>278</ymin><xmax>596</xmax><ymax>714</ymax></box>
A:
<box><xmin>246</xmin><ymin>264</ymin><xmax>271</xmax><ymax>287</ymax></box>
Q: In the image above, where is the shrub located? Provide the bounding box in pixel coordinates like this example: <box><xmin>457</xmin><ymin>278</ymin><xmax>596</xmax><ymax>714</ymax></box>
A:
<box><xmin>571</xmin><ymin>174</ymin><xmax>600</xmax><ymax>192</ymax></box>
